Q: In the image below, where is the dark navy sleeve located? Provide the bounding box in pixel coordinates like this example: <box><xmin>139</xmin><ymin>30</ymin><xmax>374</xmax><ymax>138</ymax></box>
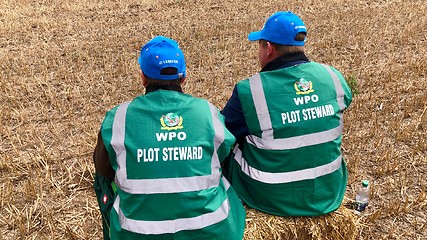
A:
<box><xmin>221</xmin><ymin>86</ymin><xmax>249</xmax><ymax>141</ymax></box>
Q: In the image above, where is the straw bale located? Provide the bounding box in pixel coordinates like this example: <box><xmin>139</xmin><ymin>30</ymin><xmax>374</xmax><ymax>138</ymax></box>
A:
<box><xmin>244</xmin><ymin>204</ymin><xmax>358</xmax><ymax>240</ymax></box>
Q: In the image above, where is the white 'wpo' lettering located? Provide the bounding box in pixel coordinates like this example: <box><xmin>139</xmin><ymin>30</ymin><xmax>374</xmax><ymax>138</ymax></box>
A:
<box><xmin>293</xmin><ymin>94</ymin><xmax>319</xmax><ymax>105</ymax></box>
<box><xmin>156</xmin><ymin>132</ymin><xmax>187</xmax><ymax>141</ymax></box>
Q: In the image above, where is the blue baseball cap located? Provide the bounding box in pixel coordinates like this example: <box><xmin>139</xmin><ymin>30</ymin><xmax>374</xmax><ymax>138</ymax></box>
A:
<box><xmin>248</xmin><ymin>11</ymin><xmax>307</xmax><ymax>46</ymax></box>
<box><xmin>138</xmin><ymin>36</ymin><xmax>186</xmax><ymax>80</ymax></box>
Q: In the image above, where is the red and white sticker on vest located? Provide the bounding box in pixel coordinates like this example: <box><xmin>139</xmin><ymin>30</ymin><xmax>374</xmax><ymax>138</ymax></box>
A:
<box><xmin>102</xmin><ymin>194</ymin><xmax>108</xmax><ymax>205</ymax></box>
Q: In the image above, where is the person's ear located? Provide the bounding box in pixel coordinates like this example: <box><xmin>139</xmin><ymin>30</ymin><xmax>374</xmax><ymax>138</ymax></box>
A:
<box><xmin>266</xmin><ymin>41</ymin><xmax>275</xmax><ymax>58</ymax></box>
<box><xmin>140</xmin><ymin>70</ymin><xmax>148</xmax><ymax>87</ymax></box>
<box><xmin>180</xmin><ymin>77</ymin><xmax>186</xmax><ymax>84</ymax></box>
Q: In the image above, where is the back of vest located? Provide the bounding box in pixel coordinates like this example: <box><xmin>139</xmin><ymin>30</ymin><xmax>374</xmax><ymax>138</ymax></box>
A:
<box><xmin>230</xmin><ymin>62</ymin><xmax>352</xmax><ymax>216</ymax></box>
<box><xmin>101</xmin><ymin>90</ymin><xmax>245</xmax><ymax>239</ymax></box>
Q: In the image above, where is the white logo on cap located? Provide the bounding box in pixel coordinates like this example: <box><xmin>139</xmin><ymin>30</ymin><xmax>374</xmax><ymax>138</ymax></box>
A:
<box><xmin>161</xmin><ymin>60</ymin><xmax>179</xmax><ymax>64</ymax></box>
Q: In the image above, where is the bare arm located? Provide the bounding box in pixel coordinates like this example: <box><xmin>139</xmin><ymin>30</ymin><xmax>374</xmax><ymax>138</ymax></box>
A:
<box><xmin>93</xmin><ymin>131</ymin><xmax>115</xmax><ymax>179</ymax></box>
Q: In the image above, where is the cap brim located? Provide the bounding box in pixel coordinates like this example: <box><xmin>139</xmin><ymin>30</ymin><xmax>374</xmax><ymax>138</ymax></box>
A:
<box><xmin>248</xmin><ymin>31</ymin><xmax>262</xmax><ymax>41</ymax></box>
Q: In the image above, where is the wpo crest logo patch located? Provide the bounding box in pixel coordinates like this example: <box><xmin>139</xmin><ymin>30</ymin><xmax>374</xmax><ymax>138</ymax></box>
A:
<box><xmin>160</xmin><ymin>112</ymin><xmax>183</xmax><ymax>130</ymax></box>
<box><xmin>294</xmin><ymin>78</ymin><xmax>314</xmax><ymax>95</ymax></box>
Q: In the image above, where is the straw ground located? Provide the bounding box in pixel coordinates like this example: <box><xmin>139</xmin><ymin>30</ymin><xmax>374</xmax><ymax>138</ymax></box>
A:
<box><xmin>1</xmin><ymin>0</ymin><xmax>426</xmax><ymax>239</ymax></box>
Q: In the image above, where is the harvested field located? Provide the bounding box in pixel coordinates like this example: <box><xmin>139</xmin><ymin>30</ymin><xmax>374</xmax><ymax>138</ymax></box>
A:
<box><xmin>0</xmin><ymin>0</ymin><xmax>426</xmax><ymax>239</ymax></box>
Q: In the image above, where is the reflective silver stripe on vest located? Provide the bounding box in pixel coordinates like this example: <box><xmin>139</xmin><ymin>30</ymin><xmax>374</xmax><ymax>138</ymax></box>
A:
<box><xmin>118</xmin><ymin>174</ymin><xmax>222</xmax><ymax>194</ymax></box>
<box><xmin>248</xmin><ymin>73</ymin><xmax>272</xmax><ymax>139</ymax></box>
<box><xmin>222</xmin><ymin>176</ymin><xmax>231</xmax><ymax>190</ymax></box>
<box><xmin>246</xmin><ymin>117</ymin><xmax>343</xmax><ymax>150</ymax></box>
<box><xmin>112</xmin><ymin>101</ymin><xmax>223</xmax><ymax>194</ymax></box>
<box><xmin>233</xmin><ymin>145</ymin><xmax>342</xmax><ymax>184</ymax></box>
<box><xmin>246</xmin><ymin>65</ymin><xmax>346</xmax><ymax>150</ymax></box>
<box><xmin>111</xmin><ymin>101</ymin><xmax>131</xmax><ymax>186</ymax></box>
<box><xmin>320</xmin><ymin>64</ymin><xmax>346</xmax><ymax>111</ymax></box>
<box><xmin>208</xmin><ymin>102</ymin><xmax>223</xmax><ymax>176</ymax></box>
<box><xmin>113</xmin><ymin>195</ymin><xmax>230</xmax><ymax>234</ymax></box>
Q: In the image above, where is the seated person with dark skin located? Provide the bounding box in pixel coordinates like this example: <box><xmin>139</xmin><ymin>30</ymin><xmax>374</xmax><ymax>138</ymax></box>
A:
<box><xmin>93</xmin><ymin>36</ymin><xmax>246</xmax><ymax>240</ymax></box>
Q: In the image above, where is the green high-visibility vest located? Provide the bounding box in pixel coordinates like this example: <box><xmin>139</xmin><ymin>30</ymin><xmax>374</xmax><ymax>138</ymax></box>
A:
<box><xmin>228</xmin><ymin>62</ymin><xmax>352</xmax><ymax>216</ymax></box>
<box><xmin>101</xmin><ymin>90</ymin><xmax>246</xmax><ymax>239</ymax></box>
